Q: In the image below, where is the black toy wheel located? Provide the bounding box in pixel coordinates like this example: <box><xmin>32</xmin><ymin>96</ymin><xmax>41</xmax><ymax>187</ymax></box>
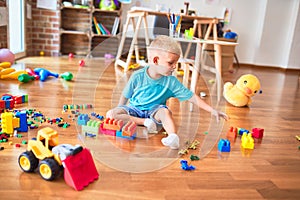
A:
<box><xmin>18</xmin><ymin>151</ymin><xmax>39</xmax><ymax>172</ymax></box>
<box><xmin>38</xmin><ymin>158</ymin><xmax>61</xmax><ymax>181</ymax></box>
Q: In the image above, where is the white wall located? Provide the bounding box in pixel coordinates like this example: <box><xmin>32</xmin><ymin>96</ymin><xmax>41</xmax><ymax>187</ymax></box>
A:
<box><xmin>287</xmin><ymin>1</ymin><xmax>300</xmax><ymax>69</ymax></box>
<box><xmin>121</xmin><ymin>0</ymin><xmax>300</xmax><ymax>69</ymax></box>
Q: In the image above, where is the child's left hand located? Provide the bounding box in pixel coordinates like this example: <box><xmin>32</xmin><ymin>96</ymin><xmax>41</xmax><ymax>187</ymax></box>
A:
<box><xmin>211</xmin><ymin>109</ymin><xmax>229</xmax><ymax>123</ymax></box>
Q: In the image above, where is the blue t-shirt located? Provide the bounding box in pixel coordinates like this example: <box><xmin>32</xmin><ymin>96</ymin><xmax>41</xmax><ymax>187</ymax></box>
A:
<box><xmin>122</xmin><ymin>66</ymin><xmax>194</xmax><ymax>111</ymax></box>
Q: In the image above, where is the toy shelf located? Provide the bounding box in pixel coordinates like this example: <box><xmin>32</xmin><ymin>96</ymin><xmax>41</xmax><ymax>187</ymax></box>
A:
<box><xmin>59</xmin><ymin>0</ymin><xmax>122</xmax><ymax>57</ymax></box>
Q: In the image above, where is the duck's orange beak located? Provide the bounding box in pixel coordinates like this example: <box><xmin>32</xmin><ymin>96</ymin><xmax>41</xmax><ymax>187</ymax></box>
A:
<box><xmin>245</xmin><ymin>87</ymin><xmax>252</xmax><ymax>95</ymax></box>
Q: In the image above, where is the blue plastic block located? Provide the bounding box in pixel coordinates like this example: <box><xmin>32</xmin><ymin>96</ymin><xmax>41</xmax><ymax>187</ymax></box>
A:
<box><xmin>238</xmin><ymin>128</ymin><xmax>249</xmax><ymax>135</ymax></box>
<box><xmin>1</xmin><ymin>95</ymin><xmax>12</xmax><ymax>101</ymax></box>
<box><xmin>15</xmin><ymin>111</ymin><xmax>28</xmax><ymax>132</ymax></box>
<box><xmin>218</xmin><ymin>138</ymin><xmax>231</xmax><ymax>152</ymax></box>
<box><xmin>5</xmin><ymin>99</ymin><xmax>13</xmax><ymax>109</ymax></box>
<box><xmin>116</xmin><ymin>131</ymin><xmax>136</xmax><ymax>140</ymax></box>
<box><xmin>77</xmin><ymin>114</ymin><xmax>90</xmax><ymax>126</ymax></box>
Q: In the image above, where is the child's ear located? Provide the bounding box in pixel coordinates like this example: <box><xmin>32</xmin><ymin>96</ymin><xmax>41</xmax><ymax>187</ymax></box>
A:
<box><xmin>153</xmin><ymin>56</ymin><xmax>159</xmax><ymax>64</ymax></box>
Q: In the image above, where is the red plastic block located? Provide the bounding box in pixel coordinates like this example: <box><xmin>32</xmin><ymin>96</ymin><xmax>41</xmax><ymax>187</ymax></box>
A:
<box><xmin>122</xmin><ymin>121</ymin><xmax>137</xmax><ymax>137</ymax></box>
<box><xmin>0</xmin><ymin>100</ymin><xmax>4</xmax><ymax>110</ymax></box>
<box><xmin>63</xmin><ymin>148</ymin><xmax>99</xmax><ymax>191</ymax></box>
<box><xmin>14</xmin><ymin>96</ymin><xmax>23</xmax><ymax>104</ymax></box>
<box><xmin>99</xmin><ymin>123</ymin><xmax>116</xmax><ymax>136</ymax></box>
<box><xmin>252</xmin><ymin>128</ymin><xmax>264</xmax><ymax>139</ymax></box>
<box><xmin>103</xmin><ymin>118</ymin><xmax>123</xmax><ymax>131</ymax></box>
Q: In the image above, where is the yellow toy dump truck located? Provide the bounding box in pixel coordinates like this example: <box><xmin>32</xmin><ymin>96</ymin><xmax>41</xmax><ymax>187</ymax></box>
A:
<box><xmin>18</xmin><ymin>127</ymin><xmax>98</xmax><ymax>190</ymax></box>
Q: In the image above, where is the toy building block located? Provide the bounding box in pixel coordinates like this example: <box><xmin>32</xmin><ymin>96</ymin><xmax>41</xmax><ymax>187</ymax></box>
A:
<box><xmin>0</xmin><ymin>100</ymin><xmax>5</xmax><ymax>110</ymax></box>
<box><xmin>227</xmin><ymin>126</ymin><xmax>238</xmax><ymax>138</ymax></box>
<box><xmin>218</xmin><ymin>138</ymin><xmax>231</xmax><ymax>152</ymax></box>
<box><xmin>121</xmin><ymin>121</ymin><xmax>136</xmax><ymax>137</ymax></box>
<box><xmin>116</xmin><ymin>131</ymin><xmax>136</xmax><ymax>140</ymax></box>
<box><xmin>15</xmin><ymin>111</ymin><xmax>28</xmax><ymax>132</ymax></box>
<box><xmin>252</xmin><ymin>128</ymin><xmax>264</xmax><ymax>139</ymax></box>
<box><xmin>116</xmin><ymin>121</ymin><xmax>137</xmax><ymax>140</ymax></box>
<box><xmin>81</xmin><ymin>120</ymin><xmax>101</xmax><ymax>137</ymax></box>
<box><xmin>99</xmin><ymin>123</ymin><xmax>116</xmax><ymax>136</ymax></box>
<box><xmin>77</xmin><ymin>114</ymin><xmax>90</xmax><ymax>126</ymax></box>
<box><xmin>5</xmin><ymin>99</ymin><xmax>14</xmax><ymax>109</ymax></box>
<box><xmin>238</xmin><ymin>127</ymin><xmax>249</xmax><ymax>135</ymax></box>
<box><xmin>16</xmin><ymin>94</ymin><xmax>28</xmax><ymax>104</ymax></box>
<box><xmin>1</xmin><ymin>112</ymin><xmax>14</xmax><ymax>134</ymax></box>
<box><xmin>180</xmin><ymin>159</ymin><xmax>196</xmax><ymax>171</ymax></box>
<box><xmin>241</xmin><ymin>132</ymin><xmax>254</xmax><ymax>149</ymax></box>
<box><xmin>103</xmin><ymin>118</ymin><xmax>124</xmax><ymax>131</ymax></box>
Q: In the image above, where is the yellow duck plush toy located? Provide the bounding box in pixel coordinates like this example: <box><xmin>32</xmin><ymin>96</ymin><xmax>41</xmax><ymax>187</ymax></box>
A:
<box><xmin>223</xmin><ymin>74</ymin><xmax>262</xmax><ymax>107</ymax></box>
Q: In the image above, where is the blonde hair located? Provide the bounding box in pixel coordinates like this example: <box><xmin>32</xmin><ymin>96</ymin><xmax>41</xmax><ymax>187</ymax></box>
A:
<box><xmin>148</xmin><ymin>35</ymin><xmax>182</xmax><ymax>56</ymax></box>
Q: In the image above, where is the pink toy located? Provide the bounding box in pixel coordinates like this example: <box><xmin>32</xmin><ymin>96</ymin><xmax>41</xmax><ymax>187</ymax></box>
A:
<box><xmin>0</xmin><ymin>48</ymin><xmax>15</xmax><ymax>64</ymax></box>
<box><xmin>79</xmin><ymin>59</ymin><xmax>85</xmax><ymax>67</ymax></box>
<box><xmin>99</xmin><ymin>123</ymin><xmax>116</xmax><ymax>136</ymax></box>
<box><xmin>69</xmin><ymin>53</ymin><xmax>74</xmax><ymax>58</ymax></box>
<box><xmin>25</xmin><ymin>68</ymin><xmax>40</xmax><ymax>80</ymax></box>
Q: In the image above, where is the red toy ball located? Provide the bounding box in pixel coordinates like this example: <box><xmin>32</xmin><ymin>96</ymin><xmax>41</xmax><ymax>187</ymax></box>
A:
<box><xmin>0</xmin><ymin>48</ymin><xmax>15</xmax><ymax>64</ymax></box>
<box><xmin>79</xmin><ymin>59</ymin><xmax>85</xmax><ymax>67</ymax></box>
<box><xmin>69</xmin><ymin>53</ymin><xmax>74</xmax><ymax>58</ymax></box>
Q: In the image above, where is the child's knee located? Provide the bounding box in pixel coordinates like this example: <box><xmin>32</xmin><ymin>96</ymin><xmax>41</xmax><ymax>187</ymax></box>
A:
<box><xmin>155</xmin><ymin>107</ymin><xmax>172</xmax><ymax>120</ymax></box>
<box><xmin>106</xmin><ymin>109</ymin><xmax>115</xmax><ymax>118</ymax></box>
<box><xmin>106</xmin><ymin>108</ymin><xmax>126</xmax><ymax>119</ymax></box>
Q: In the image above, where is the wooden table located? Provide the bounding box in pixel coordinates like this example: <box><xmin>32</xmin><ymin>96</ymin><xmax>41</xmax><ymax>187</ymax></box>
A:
<box><xmin>174</xmin><ymin>37</ymin><xmax>238</xmax><ymax>107</ymax></box>
<box><xmin>114</xmin><ymin>9</ymin><xmax>222</xmax><ymax>72</ymax></box>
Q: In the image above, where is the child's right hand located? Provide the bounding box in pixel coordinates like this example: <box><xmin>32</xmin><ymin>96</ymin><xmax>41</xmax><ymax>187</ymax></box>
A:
<box><xmin>211</xmin><ymin>109</ymin><xmax>229</xmax><ymax>123</ymax></box>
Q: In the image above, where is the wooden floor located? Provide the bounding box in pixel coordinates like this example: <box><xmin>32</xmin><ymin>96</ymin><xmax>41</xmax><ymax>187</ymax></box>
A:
<box><xmin>0</xmin><ymin>56</ymin><xmax>300</xmax><ymax>200</ymax></box>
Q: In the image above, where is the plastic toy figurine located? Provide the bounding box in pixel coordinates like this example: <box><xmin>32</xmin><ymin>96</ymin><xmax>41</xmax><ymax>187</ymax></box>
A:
<box><xmin>180</xmin><ymin>159</ymin><xmax>195</xmax><ymax>171</ymax></box>
<box><xmin>34</xmin><ymin>68</ymin><xmax>59</xmax><ymax>81</ymax></box>
<box><xmin>223</xmin><ymin>74</ymin><xmax>262</xmax><ymax>107</ymax></box>
<box><xmin>18</xmin><ymin>127</ymin><xmax>99</xmax><ymax>191</ymax></box>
